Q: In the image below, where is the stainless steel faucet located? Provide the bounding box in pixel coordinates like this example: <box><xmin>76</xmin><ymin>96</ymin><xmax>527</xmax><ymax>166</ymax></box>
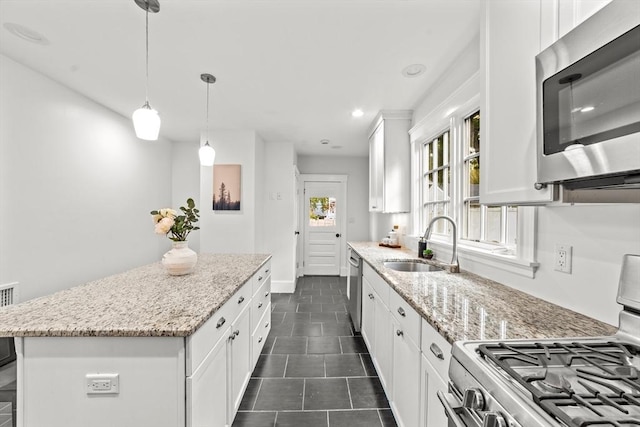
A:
<box><xmin>423</xmin><ymin>215</ymin><xmax>459</xmax><ymax>271</ymax></box>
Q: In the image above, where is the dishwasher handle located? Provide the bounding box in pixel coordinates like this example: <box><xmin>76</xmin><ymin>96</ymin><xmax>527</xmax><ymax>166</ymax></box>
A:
<box><xmin>348</xmin><ymin>257</ymin><xmax>360</xmax><ymax>268</ymax></box>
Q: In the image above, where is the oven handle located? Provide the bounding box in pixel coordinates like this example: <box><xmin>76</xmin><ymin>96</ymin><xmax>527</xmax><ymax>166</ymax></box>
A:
<box><xmin>437</xmin><ymin>390</ymin><xmax>471</xmax><ymax>427</ymax></box>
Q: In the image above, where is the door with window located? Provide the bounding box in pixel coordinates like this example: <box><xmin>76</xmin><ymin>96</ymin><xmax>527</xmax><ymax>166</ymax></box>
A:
<box><xmin>303</xmin><ymin>181</ymin><xmax>344</xmax><ymax>275</ymax></box>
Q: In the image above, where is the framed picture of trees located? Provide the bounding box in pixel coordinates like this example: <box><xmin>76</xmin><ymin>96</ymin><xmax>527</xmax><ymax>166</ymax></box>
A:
<box><xmin>213</xmin><ymin>164</ymin><xmax>241</xmax><ymax>211</ymax></box>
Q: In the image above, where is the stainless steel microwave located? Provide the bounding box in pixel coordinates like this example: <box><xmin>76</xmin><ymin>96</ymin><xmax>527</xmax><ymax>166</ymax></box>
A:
<box><xmin>535</xmin><ymin>0</ymin><xmax>640</xmax><ymax>189</ymax></box>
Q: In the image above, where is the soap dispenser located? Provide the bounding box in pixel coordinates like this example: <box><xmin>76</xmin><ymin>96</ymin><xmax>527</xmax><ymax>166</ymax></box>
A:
<box><xmin>418</xmin><ymin>237</ymin><xmax>427</xmax><ymax>258</ymax></box>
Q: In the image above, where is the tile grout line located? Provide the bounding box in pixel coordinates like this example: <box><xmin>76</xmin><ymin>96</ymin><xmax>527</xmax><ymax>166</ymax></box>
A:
<box><xmin>250</xmin><ymin>378</ymin><xmax>263</xmax><ymax>411</ymax></box>
<box><xmin>345</xmin><ymin>376</ymin><xmax>354</xmax><ymax>410</ymax></box>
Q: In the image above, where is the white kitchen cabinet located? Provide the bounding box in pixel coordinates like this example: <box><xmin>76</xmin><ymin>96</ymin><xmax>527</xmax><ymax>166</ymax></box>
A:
<box><xmin>420</xmin><ymin>318</ymin><xmax>451</xmax><ymax>427</ymax></box>
<box><xmin>368</xmin><ymin>110</ymin><xmax>412</xmax><ymax>213</ymax></box>
<box><xmin>186</xmin><ymin>332</ymin><xmax>228</xmax><ymax>427</ymax></box>
<box><xmin>229</xmin><ymin>303</ymin><xmax>252</xmax><ymax>417</ymax></box>
<box><xmin>390</xmin><ymin>306</ymin><xmax>421</xmax><ymax>427</ymax></box>
<box><xmin>420</xmin><ymin>354</ymin><xmax>448</xmax><ymax>427</ymax></box>
<box><xmin>479</xmin><ymin>0</ymin><xmax>554</xmax><ymax>205</ymax></box>
<box><xmin>362</xmin><ymin>268</ymin><xmax>393</xmax><ymax>392</ymax></box>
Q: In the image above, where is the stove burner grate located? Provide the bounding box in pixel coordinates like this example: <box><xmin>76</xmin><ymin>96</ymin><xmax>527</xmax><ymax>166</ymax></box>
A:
<box><xmin>478</xmin><ymin>341</ymin><xmax>640</xmax><ymax>426</ymax></box>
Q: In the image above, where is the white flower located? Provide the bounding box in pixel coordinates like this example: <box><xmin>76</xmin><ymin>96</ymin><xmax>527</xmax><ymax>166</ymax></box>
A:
<box><xmin>159</xmin><ymin>208</ymin><xmax>178</xmax><ymax>219</ymax></box>
<box><xmin>154</xmin><ymin>217</ymin><xmax>175</xmax><ymax>235</ymax></box>
<box><xmin>152</xmin><ymin>214</ymin><xmax>162</xmax><ymax>224</ymax></box>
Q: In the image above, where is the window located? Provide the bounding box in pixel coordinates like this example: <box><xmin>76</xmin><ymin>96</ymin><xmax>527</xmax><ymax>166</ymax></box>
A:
<box><xmin>461</xmin><ymin>112</ymin><xmax>517</xmax><ymax>250</ymax></box>
<box><xmin>308</xmin><ymin>196</ymin><xmax>336</xmax><ymax>227</ymax></box>
<box><xmin>423</xmin><ymin>131</ymin><xmax>450</xmax><ymax>235</ymax></box>
<box><xmin>420</xmin><ymin>111</ymin><xmax>518</xmax><ymax>253</ymax></box>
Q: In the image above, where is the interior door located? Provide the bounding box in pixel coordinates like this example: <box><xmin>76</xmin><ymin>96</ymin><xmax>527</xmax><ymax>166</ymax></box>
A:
<box><xmin>303</xmin><ymin>181</ymin><xmax>343</xmax><ymax>275</ymax></box>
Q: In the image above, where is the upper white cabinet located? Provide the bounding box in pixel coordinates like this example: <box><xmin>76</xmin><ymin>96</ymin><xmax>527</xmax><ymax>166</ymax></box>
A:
<box><xmin>479</xmin><ymin>0</ymin><xmax>554</xmax><ymax>205</ymax></box>
<box><xmin>369</xmin><ymin>110</ymin><xmax>412</xmax><ymax>213</ymax></box>
<box><xmin>541</xmin><ymin>0</ymin><xmax>612</xmax><ymax>49</ymax></box>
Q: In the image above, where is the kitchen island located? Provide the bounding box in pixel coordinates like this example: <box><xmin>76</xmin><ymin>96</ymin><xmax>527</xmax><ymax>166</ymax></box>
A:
<box><xmin>0</xmin><ymin>253</ymin><xmax>272</xmax><ymax>427</ymax></box>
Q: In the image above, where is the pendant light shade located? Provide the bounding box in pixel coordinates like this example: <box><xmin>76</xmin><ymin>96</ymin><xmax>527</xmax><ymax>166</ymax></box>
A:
<box><xmin>199</xmin><ymin>73</ymin><xmax>217</xmax><ymax>167</ymax></box>
<box><xmin>199</xmin><ymin>142</ymin><xmax>215</xmax><ymax>166</ymax></box>
<box><xmin>132</xmin><ymin>102</ymin><xmax>161</xmax><ymax>140</ymax></box>
<box><xmin>132</xmin><ymin>0</ymin><xmax>161</xmax><ymax>140</ymax></box>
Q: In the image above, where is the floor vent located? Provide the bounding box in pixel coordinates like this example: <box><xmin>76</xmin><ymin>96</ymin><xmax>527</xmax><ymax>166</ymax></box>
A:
<box><xmin>0</xmin><ymin>283</ymin><xmax>17</xmax><ymax>307</ymax></box>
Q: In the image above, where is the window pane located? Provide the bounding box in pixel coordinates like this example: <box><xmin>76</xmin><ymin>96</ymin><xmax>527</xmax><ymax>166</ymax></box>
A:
<box><xmin>485</xmin><ymin>206</ymin><xmax>502</xmax><ymax>243</ymax></box>
<box><xmin>468</xmin><ymin>156</ymin><xmax>480</xmax><ymax>197</ymax></box>
<box><xmin>468</xmin><ymin>111</ymin><xmax>480</xmax><ymax>155</ymax></box>
<box><xmin>436</xmin><ymin>169</ymin><xmax>444</xmax><ymax>201</ymax></box>
<box><xmin>309</xmin><ymin>197</ymin><xmax>336</xmax><ymax>227</ymax></box>
<box><xmin>464</xmin><ymin>201</ymin><xmax>481</xmax><ymax>241</ymax></box>
<box><xmin>426</xmin><ymin>142</ymin><xmax>433</xmax><ymax>171</ymax></box>
<box><xmin>506</xmin><ymin>206</ymin><xmax>518</xmax><ymax>246</ymax></box>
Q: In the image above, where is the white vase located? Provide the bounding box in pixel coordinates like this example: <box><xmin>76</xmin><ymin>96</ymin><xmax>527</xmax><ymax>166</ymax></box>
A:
<box><xmin>162</xmin><ymin>241</ymin><xmax>197</xmax><ymax>276</ymax></box>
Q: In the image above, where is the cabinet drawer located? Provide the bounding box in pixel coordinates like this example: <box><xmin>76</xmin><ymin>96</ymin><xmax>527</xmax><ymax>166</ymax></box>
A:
<box><xmin>186</xmin><ymin>280</ymin><xmax>251</xmax><ymax>376</ymax></box>
<box><xmin>421</xmin><ymin>318</ymin><xmax>452</xmax><ymax>381</ymax></box>
<box><xmin>253</xmin><ymin>260</ymin><xmax>272</xmax><ymax>295</ymax></box>
<box><xmin>251</xmin><ymin>305</ymin><xmax>271</xmax><ymax>366</ymax></box>
<box><xmin>251</xmin><ymin>277</ymin><xmax>271</xmax><ymax>333</ymax></box>
<box><xmin>389</xmin><ymin>288</ymin><xmax>421</xmax><ymax>347</ymax></box>
<box><xmin>363</xmin><ymin>263</ymin><xmax>389</xmax><ymax>307</ymax></box>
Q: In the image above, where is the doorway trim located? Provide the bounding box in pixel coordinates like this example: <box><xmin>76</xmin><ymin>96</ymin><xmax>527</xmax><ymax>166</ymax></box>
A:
<box><xmin>298</xmin><ymin>174</ymin><xmax>348</xmax><ymax>277</ymax></box>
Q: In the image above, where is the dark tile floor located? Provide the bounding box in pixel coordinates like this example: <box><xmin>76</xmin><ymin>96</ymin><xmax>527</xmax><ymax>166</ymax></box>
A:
<box><xmin>232</xmin><ymin>276</ymin><xmax>398</xmax><ymax>427</ymax></box>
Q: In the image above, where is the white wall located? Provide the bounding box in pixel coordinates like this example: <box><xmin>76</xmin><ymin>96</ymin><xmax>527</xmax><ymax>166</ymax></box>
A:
<box><xmin>296</xmin><ymin>155</ymin><xmax>370</xmax><ymax>243</ymax></box>
<box><xmin>0</xmin><ymin>54</ymin><xmax>173</xmax><ymax>303</ymax></box>
<box><xmin>263</xmin><ymin>142</ymin><xmax>296</xmax><ymax>291</ymax></box>
<box><xmin>198</xmin><ymin>130</ymin><xmax>264</xmax><ymax>254</ymax></box>
<box><xmin>171</xmin><ymin>141</ymin><xmax>201</xmax><ymax>252</ymax></box>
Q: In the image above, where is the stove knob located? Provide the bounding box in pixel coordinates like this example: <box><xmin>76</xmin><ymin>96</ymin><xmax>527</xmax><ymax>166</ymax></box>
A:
<box><xmin>462</xmin><ymin>388</ymin><xmax>485</xmax><ymax>411</ymax></box>
<box><xmin>482</xmin><ymin>412</ymin><xmax>507</xmax><ymax>427</ymax></box>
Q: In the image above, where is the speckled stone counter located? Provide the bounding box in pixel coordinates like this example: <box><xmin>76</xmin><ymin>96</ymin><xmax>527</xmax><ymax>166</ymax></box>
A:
<box><xmin>0</xmin><ymin>253</ymin><xmax>271</xmax><ymax>337</ymax></box>
<box><xmin>349</xmin><ymin>242</ymin><xmax>616</xmax><ymax>344</ymax></box>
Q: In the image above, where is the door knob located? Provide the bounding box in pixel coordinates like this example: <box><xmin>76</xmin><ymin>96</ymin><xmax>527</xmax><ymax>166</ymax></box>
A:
<box><xmin>335</xmin><ymin>233</ymin><xmax>341</xmax><ymax>238</ymax></box>
<box><xmin>295</xmin><ymin>231</ymin><xmax>300</xmax><ymax>235</ymax></box>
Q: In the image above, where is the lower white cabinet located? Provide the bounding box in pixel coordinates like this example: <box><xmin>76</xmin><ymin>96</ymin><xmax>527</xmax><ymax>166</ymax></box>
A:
<box><xmin>361</xmin><ymin>263</ymin><xmax>453</xmax><ymax>427</ymax></box>
<box><xmin>187</xmin><ymin>332</ymin><xmax>228</xmax><ymax>427</ymax></box>
<box><xmin>421</xmin><ymin>354</ymin><xmax>448</xmax><ymax>427</ymax></box>
<box><xmin>390</xmin><ymin>315</ymin><xmax>421</xmax><ymax>427</ymax></box>
<box><xmin>187</xmin><ymin>261</ymin><xmax>271</xmax><ymax>427</ymax></box>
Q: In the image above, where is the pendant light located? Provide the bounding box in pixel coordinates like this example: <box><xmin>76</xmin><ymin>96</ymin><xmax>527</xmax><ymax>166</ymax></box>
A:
<box><xmin>199</xmin><ymin>73</ymin><xmax>216</xmax><ymax>167</ymax></box>
<box><xmin>132</xmin><ymin>0</ymin><xmax>161</xmax><ymax>140</ymax></box>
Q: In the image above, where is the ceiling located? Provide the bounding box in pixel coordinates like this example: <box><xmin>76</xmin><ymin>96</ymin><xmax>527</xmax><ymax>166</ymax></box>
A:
<box><xmin>0</xmin><ymin>0</ymin><xmax>480</xmax><ymax>157</ymax></box>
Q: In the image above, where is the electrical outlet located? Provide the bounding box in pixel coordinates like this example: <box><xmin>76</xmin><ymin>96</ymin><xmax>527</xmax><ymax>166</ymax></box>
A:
<box><xmin>554</xmin><ymin>244</ymin><xmax>572</xmax><ymax>274</ymax></box>
<box><xmin>86</xmin><ymin>373</ymin><xmax>119</xmax><ymax>395</ymax></box>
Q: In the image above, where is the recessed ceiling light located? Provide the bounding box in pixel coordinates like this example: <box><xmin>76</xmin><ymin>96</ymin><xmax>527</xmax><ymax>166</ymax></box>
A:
<box><xmin>3</xmin><ymin>23</ymin><xmax>49</xmax><ymax>45</ymax></box>
<box><xmin>402</xmin><ymin>63</ymin><xmax>426</xmax><ymax>78</ymax></box>
<box><xmin>352</xmin><ymin>109</ymin><xmax>364</xmax><ymax>118</ymax></box>
<box><xmin>331</xmin><ymin>146</ymin><xmax>343</xmax><ymax>149</ymax></box>
<box><xmin>320</xmin><ymin>139</ymin><xmax>330</xmax><ymax>145</ymax></box>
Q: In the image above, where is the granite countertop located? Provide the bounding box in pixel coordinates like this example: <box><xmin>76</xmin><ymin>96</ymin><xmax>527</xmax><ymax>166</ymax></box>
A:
<box><xmin>349</xmin><ymin>242</ymin><xmax>617</xmax><ymax>344</ymax></box>
<box><xmin>0</xmin><ymin>253</ymin><xmax>271</xmax><ymax>338</ymax></box>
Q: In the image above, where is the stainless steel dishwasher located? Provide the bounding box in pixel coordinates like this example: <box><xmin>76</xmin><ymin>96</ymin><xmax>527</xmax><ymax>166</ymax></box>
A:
<box><xmin>347</xmin><ymin>247</ymin><xmax>362</xmax><ymax>332</ymax></box>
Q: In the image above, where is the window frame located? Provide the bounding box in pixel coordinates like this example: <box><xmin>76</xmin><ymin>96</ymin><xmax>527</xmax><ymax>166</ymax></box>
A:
<box><xmin>409</xmin><ymin>72</ymin><xmax>538</xmax><ymax>277</ymax></box>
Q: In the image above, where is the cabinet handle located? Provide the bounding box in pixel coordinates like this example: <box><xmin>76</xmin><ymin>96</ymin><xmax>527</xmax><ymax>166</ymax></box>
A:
<box><xmin>216</xmin><ymin>317</ymin><xmax>226</xmax><ymax>329</ymax></box>
<box><xmin>229</xmin><ymin>333</ymin><xmax>236</xmax><ymax>341</ymax></box>
<box><xmin>396</xmin><ymin>329</ymin><xmax>403</xmax><ymax>337</ymax></box>
<box><xmin>265</xmin><ymin>322</ymin><xmax>270</xmax><ymax>328</ymax></box>
<box><xmin>265</xmin><ymin>269</ymin><xmax>270</xmax><ymax>274</ymax></box>
<box><xmin>371</xmin><ymin>206</ymin><xmax>377</xmax><ymax>209</ymax></box>
<box><xmin>258</xmin><ymin>302</ymin><xmax>263</xmax><ymax>308</ymax></box>
<box><xmin>258</xmin><ymin>275</ymin><xmax>263</xmax><ymax>281</ymax></box>
<box><xmin>238</xmin><ymin>296</ymin><xmax>245</xmax><ymax>304</ymax></box>
<box><xmin>397</xmin><ymin>307</ymin><xmax>406</xmax><ymax>317</ymax></box>
<box><xmin>233</xmin><ymin>329</ymin><xmax>240</xmax><ymax>337</ymax></box>
<box><xmin>265</xmin><ymin>291</ymin><xmax>270</xmax><ymax>297</ymax></box>
<box><xmin>368</xmin><ymin>293</ymin><xmax>374</xmax><ymax>300</ymax></box>
<box><xmin>258</xmin><ymin>336</ymin><xmax>263</xmax><ymax>343</ymax></box>
<box><xmin>430</xmin><ymin>343</ymin><xmax>444</xmax><ymax>360</ymax></box>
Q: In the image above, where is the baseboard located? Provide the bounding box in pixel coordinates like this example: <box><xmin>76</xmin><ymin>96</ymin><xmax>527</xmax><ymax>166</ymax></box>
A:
<box><xmin>271</xmin><ymin>279</ymin><xmax>296</xmax><ymax>294</ymax></box>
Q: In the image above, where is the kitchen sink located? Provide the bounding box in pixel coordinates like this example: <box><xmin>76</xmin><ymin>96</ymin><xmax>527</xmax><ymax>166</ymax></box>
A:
<box><xmin>383</xmin><ymin>260</ymin><xmax>444</xmax><ymax>272</ymax></box>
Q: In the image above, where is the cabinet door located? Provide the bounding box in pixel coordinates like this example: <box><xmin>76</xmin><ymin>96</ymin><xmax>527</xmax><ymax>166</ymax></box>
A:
<box><xmin>480</xmin><ymin>0</ymin><xmax>554</xmax><ymax>205</ymax></box>
<box><xmin>361</xmin><ymin>277</ymin><xmax>376</xmax><ymax>351</ymax></box>
<box><xmin>229</xmin><ymin>304</ymin><xmax>252</xmax><ymax>418</ymax></box>
<box><xmin>391</xmin><ymin>318</ymin><xmax>421</xmax><ymax>427</ymax></box>
<box><xmin>186</xmin><ymin>333</ymin><xmax>228</xmax><ymax>427</ymax></box>
<box><xmin>369</xmin><ymin>123</ymin><xmax>384</xmax><ymax>212</ymax></box>
<box><xmin>421</xmin><ymin>354</ymin><xmax>448</xmax><ymax>427</ymax></box>
<box><xmin>374</xmin><ymin>294</ymin><xmax>393</xmax><ymax>394</ymax></box>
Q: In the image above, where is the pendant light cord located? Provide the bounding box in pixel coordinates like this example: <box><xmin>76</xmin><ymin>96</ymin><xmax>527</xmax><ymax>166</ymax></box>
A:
<box><xmin>206</xmin><ymin>81</ymin><xmax>210</xmax><ymax>140</ymax></box>
<box><xmin>145</xmin><ymin>6</ymin><xmax>150</xmax><ymax>104</ymax></box>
